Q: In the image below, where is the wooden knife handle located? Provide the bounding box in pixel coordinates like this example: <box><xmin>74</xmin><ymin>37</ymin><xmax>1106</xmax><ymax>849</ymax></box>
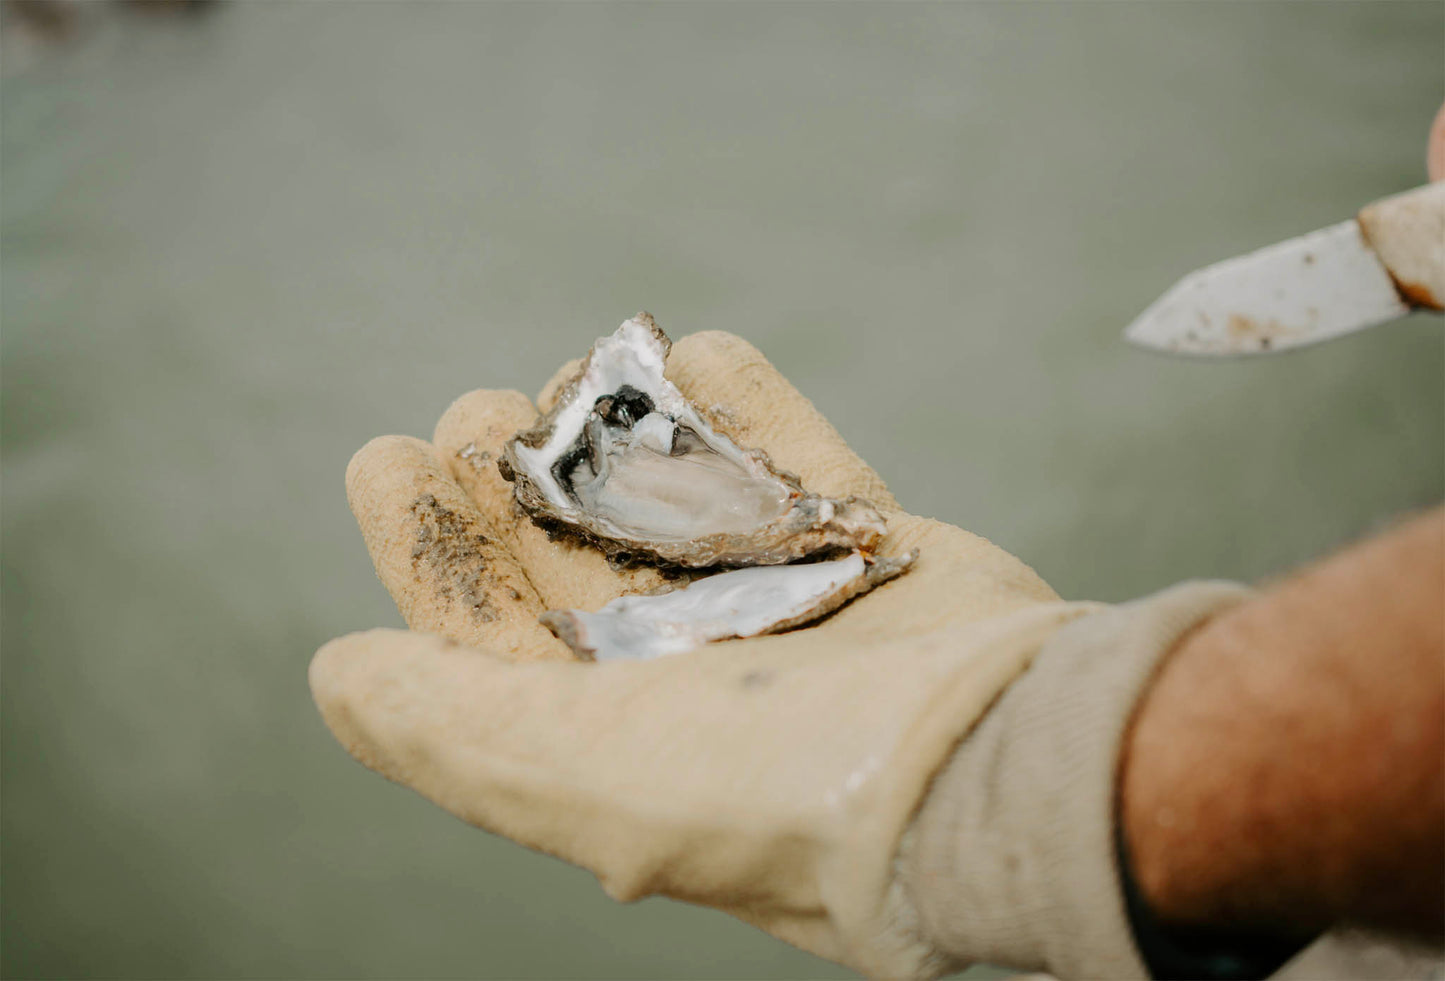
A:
<box><xmin>1357</xmin><ymin>182</ymin><xmax>1445</xmax><ymax>311</ymax></box>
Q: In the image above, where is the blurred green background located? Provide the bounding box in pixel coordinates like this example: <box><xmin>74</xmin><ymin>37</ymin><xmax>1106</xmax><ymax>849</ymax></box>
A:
<box><xmin>2</xmin><ymin>2</ymin><xmax>1441</xmax><ymax>978</ymax></box>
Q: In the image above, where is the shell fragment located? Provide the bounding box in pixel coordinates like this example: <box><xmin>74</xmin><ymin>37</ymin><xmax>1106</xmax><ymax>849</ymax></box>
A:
<box><xmin>541</xmin><ymin>551</ymin><xmax>916</xmax><ymax>661</ymax></box>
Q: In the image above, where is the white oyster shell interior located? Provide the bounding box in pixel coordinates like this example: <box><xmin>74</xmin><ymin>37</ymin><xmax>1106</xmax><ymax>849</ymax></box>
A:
<box><xmin>542</xmin><ymin>550</ymin><xmax>914</xmax><ymax>661</ymax></box>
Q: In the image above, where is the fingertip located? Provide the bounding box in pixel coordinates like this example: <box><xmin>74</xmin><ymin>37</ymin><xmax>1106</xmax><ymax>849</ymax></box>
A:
<box><xmin>309</xmin><ymin>629</ymin><xmax>510</xmax><ymax>778</ymax></box>
<box><xmin>346</xmin><ymin>435</ymin><xmax>434</xmax><ymax>513</ymax></box>
<box><xmin>666</xmin><ymin>331</ymin><xmax>771</xmax><ymax>396</ymax></box>
<box><xmin>536</xmin><ymin>358</ymin><xmax>583</xmax><ymax>412</ymax></box>
<box><xmin>433</xmin><ymin>388</ymin><xmax>537</xmax><ymax>458</ymax></box>
<box><xmin>666</xmin><ymin>331</ymin><xmax>898</xmax><ymax>508</ymax></box>
<box><xmin>307</xmin><ymin>633</ymin><xmax>347</xmax><ymax>710</ymax></box>
<box><xmin>308</xmin><ymin>628</ymin><xmax>405</xmax><ymax>766</ymax></box>
<box><xmin>341</xmin><ymin>432</ymin><xmax>568</xmax><ymax>658</ymax></box>
<box><xmin>308</xmin><ymin>629</ymin><xmax>589</xmax><ymax>816</ymax></box>
<box><xmin>349</xmin><ymin>433</ymin><xmax>431</xmax><ymax>472</ymax></box>
<box><xmin>310</xmin><ymin>629</ymin><xmax>393</xmax><ymax>713</ymax></box>
<box><xmin>670</xmin><ymin>329</ymin><xmax>758</xmax><ymax>358</ymax></box>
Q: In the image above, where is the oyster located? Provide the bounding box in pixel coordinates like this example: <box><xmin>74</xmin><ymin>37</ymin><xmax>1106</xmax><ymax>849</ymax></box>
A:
<box><xmin>500</xmin><ymin>314</ymin><xmax>887</xmax><ymax>568</ymax></box>
<box><xmin>541</xmin><ymin>550</ymin><xmax>915</xmax><ymax>660</ymax></box>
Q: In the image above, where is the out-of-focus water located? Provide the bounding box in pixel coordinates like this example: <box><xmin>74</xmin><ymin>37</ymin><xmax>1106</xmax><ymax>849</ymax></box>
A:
<box><xmin>2</xmin><ymin>3</ymin><xmax>1440</xmax><ymax>978</ymax></box>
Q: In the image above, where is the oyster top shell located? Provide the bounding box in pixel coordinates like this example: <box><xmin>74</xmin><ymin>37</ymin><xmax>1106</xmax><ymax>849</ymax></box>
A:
<box><xmin>500</xmin><ymin>314</ymin><xmax>887</xmax><ymax>567</ymax></box>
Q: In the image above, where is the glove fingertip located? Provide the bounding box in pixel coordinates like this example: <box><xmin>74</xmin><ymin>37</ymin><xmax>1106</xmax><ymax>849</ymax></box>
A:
<box><xmin>433</xmin><ymin>388</ymin><xmax>537</xmax><ymax>457</ymax></box>
<box><xmin>310</xmin><ymin>629</ymin><xmax>378</xmax><ymax>710</ymax></box>
<box><xmin>346</xmin><ymin>434</ymin><xmax>435</xmax><ymax>518</ymax></box>
<box><xmin>342</xmin><ymin>433</ymin><xmax>572</xmax><ymax>659</ymax></box>
<box><xmin>536</xmin><ymin>357</ymin><xmax>583</xmax><ymax>413</ymax></box>
<box><xmin>308</xmin><ymin>629</ymin><xmax>399</xmax><ymax>768</ymax></box>
<box><xmin>666</xmin><ymin>331</ymin><xmax>899</xmax><ymax>508</ymax></box>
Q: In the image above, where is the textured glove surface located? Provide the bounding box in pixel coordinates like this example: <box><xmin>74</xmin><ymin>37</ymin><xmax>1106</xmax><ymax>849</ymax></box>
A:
<box><xmin>312</xmin><ymin>331</ymin><xmax>1087</xmax><ymax>977</ymax></box>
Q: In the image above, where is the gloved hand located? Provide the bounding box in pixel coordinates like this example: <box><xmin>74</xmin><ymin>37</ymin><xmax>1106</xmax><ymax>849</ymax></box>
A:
<box><xmin>311</xmin><ymin>330</ymin><xmax>1237</xmax><ymax>978</ymax></box>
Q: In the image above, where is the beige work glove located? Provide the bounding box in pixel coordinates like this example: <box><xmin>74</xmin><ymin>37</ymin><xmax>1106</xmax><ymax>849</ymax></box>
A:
<box><xmin>312</xmin><ymin>331</ymin><xmax>1126</xmax><ymax>978</ymax></box>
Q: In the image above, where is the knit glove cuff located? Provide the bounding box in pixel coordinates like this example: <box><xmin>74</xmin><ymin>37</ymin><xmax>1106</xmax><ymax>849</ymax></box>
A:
<box><xmin>900</xmin><ymin>581</ymin><xmax>1255</xmax><ymax>980</ymax></box>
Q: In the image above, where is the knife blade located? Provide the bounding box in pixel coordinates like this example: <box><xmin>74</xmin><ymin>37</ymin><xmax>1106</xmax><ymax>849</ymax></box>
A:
<box><xmin>1125</xmin><ymin>183</ymin><xmax>1445</xmax><ymax>357</ymax></box>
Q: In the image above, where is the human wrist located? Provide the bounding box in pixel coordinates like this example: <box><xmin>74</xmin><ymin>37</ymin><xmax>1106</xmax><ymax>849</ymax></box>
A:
<box><xmin>1119</xmin><ymin>509</ymin><xmax>1445</xmax><ymax>944</ymax></box>
<box><xmin>899</xmin><ymin>582</ymin><xmax>1252</xmax><ymax>979</ymax></box>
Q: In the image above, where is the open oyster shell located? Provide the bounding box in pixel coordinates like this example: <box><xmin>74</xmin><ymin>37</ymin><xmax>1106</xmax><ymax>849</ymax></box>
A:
<box><xmin>541</xmin><ymin>550</ymin><xmax>916</xmax><ymax>661</ymax></box>
<box><xmin>499</xmin><ymin>314</ymin><xmax>887</xmax><ymax>568</ymax></box>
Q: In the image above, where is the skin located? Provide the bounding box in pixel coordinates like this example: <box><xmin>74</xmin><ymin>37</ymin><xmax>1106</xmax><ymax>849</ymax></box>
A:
<box><xmin>1429</xmin><ymin>101</ymin><xmax>1445</xmax><ymax>183</ymax></box>
<box><xmin>1121</xmin><ymin>109</ymin><xmax>1445</xmax><ymax>948</ymax></box>
<box><xmin>1121</xmin><ymin>506</ymin><xmax>1444</xmax><ymax>944</ymax></box>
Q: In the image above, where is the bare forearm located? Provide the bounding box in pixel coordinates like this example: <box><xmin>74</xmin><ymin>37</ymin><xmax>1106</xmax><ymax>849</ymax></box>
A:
<box><xmin>1121</xmin><ymin>506</ymin><xmax>1445</xmax><ymax>943</ymax></box>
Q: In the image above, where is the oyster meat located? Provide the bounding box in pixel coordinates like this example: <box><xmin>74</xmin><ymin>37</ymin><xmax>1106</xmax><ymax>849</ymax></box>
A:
<box><xmin>541</xmin><ymin>550</ymin><xmax>916</xmax><ymax>660</ymax></box>
<box><xmin>500</xmin><ymin>314</ymin><xmax>887</xmax><ymax>568</ymax></box>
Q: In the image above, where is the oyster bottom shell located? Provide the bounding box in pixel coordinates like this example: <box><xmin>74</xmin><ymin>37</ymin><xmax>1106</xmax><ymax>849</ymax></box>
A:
<box><xmin>541</xmin><ymin>550</ymin><xmax>916</xmax><ymax>661</ymax></box>
<box><xmin>499</xmin><ymin>314</ymin><xmax>886</xmax><ymax>568</ymax></box>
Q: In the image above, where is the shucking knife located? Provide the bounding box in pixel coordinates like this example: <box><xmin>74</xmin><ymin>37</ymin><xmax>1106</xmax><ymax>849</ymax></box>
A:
<box><xmin>1125</xmin><ymin>182</ymin><xmax>1445</xmax><ymax>356</ymax></box>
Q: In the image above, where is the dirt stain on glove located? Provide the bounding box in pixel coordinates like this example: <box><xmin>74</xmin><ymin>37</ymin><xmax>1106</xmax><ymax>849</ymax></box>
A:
<box><xmin>409</xmin><ymin>492</ymin><xmax>502</xmax><ymax>623</ymax></box>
